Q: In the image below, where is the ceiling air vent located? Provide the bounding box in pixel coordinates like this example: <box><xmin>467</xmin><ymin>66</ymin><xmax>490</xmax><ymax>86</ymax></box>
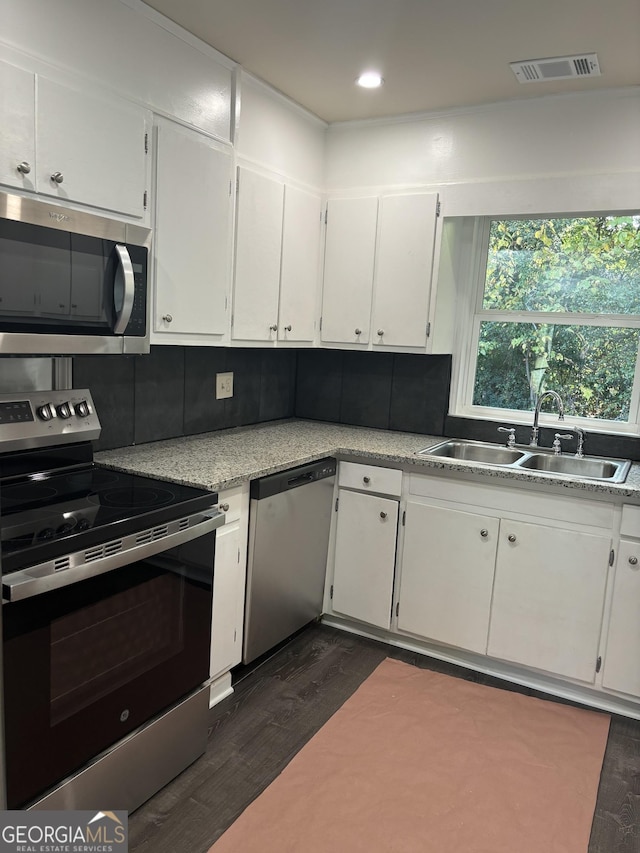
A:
<box><xmin>510</xmin><ymin>53</ymin><xmax>601</xmax><ymax>83</ymax></box>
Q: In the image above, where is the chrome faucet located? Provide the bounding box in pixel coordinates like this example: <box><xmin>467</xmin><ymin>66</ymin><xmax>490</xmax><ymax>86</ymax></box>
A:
<box><xmin>530</xmin><ymin>390</ymin><xmax>565</xmax><ymax>447</ymax></box>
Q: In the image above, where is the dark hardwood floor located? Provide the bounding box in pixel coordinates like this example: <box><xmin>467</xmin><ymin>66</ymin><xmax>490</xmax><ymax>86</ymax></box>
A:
<box><xmin>129</xmin><ymin>623</ymin><xmax>640</xmax><ymax>853</ymax></box>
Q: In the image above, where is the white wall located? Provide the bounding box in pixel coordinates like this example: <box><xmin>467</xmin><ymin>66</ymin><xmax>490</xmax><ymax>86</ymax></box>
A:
<box><xmin>235</xmin><ymin>71</ymin><xmax>326</xmax><ymax>189</ymax></box>
<box><xmin>326</xmin><ymin>89</ymin><xmax>640</xmax><ymax>215</ymax></box>
<box><xmin>0</xmin><ymin>0</ymin><xmax>234</xmax><ymax>141</ymax></box>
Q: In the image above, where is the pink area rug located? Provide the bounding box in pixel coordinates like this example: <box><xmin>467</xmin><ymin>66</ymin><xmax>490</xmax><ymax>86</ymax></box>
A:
<box><xmin>209</xmin><ymin>658</ymin><xmax>610</xmax><ymax>853</ymax></box>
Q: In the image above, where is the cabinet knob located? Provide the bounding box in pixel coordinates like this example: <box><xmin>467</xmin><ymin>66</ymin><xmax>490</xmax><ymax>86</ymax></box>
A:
<box><xmin>269</xmin><ymin>324</ymin><xmax>278</xmax><ymax>332</ymax></box>
<box><xmin>629</xmin><ymin>556</ymin><xmax>638</xmax><ymax>566</ymax></box>
<box><xmin>380</xmin><ymin>511</ymin><xmax>387</xmax><ymax>519</ymax></box>
<box><xmin>355</xmin><ymin>328</ymin><xmax>362</xmax><ymax>335</ymax></box>
<box><xmin>284</xmin><ymin>324</ymin><xmax>292</xmax><ymax>332</ymax></box>
<box><xmin>480</xmin><ymin>529</ymin><xmax>488</xmax><ymax>538</ymax></box>
<box><xmin>51</xmin><ymin>171</ymin><xmax>64</xmax><ymax>184</ymax></box>
<box><xmin>508</xmin><ymin>534</ymin><xmax>517</xmax><ymax>543</ymax></box>
<box><xmin>363</xmin><ymin>476</ymin><xmax>371</xmax><ymax>484</ymax></box>
<box><xmin>377</xmin><ymin>329</ymin><xmax>384</xmax><ymax>336</ymax></box>
<box><xmin>162</xmin><ymin>314</ymin><xmax>173</xmax><ymax>323</ymax></box>
<box><xmin>219</xmin><ymin>503</ymin><xmax>230</xmax><ymax>513</ymax></box>
<box><xmin>16</xmin><ymin>161</ymin><xmax>31</xmax><ymax>175</ymax></box>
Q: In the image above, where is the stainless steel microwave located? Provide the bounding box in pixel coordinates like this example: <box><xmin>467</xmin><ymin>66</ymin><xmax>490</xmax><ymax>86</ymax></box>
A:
<box><xmin>0</xmin><ymin>191</ymin><xmax>151</xmax><ymax>355</ymax></box>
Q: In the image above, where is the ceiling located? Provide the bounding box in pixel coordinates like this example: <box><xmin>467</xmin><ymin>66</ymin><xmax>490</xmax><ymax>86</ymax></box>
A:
<box><xmin>143</xmin><ymin>0</ymin><xmax>640</xmax><ymax>123</ymax></box>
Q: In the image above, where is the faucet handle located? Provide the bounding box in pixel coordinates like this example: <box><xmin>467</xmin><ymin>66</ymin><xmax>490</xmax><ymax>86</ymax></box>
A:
<box><xmin>553</xmin><ymin>433</ymin><xmax>574</xmax><ymax>455</ymax></box>
<box><xmin>497</xmin><ymin>426</ymin><xmax>516</xmax><ymax>448</ymax></box>
<box><xmin>571</xmin><ymin>426</ymin><xmax>586</xmax><ymax>458</ymax></box>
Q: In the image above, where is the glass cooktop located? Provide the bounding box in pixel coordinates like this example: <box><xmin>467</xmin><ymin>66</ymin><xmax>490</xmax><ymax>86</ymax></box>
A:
<box><xmin>0</xmin><ymin>465</ymin><xmax>218</xmax><ymax>575</ymax></box>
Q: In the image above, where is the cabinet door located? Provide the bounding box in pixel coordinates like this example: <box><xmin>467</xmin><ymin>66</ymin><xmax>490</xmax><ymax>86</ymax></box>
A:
<box><xmin>0</xmin><ymin>61</ymin><xmax>35</xmax><ymax>192</ymax></box>
<box><xmin>36</xmin><ymin>77</ymin><xmax>149</xmax><ymax>218</ymax></box>
<box><xmin>487</xmin><ymin>520</ymin><xmax>610</xmax><ymax>683</ymax></box>
<box><xmin>278</xmin><ymin>185</ymin><xmax>321</xmax><ymax>343</ymax></box>
<box><xmin>321</xmin><ymin>197</ymin><xmax>378</xmax><ymax>345</ymax></box>
<box><xmin>602</xmin><ymin>539</ymin><xmax>640</xmax><ymax>697</ymax></box>
<box><xmin>153</xmin><ymin>120</ymin><xmax>232</xmax><ymax>339</ymax></box>
<box><xmin>372</xmin><ymin>193</ymin><xmax>438</xmax><ymax>348</ymax></box>
<box><xmin>232</xmin><ymin>167</ymin><xmax>284</xmax><ymax>341</ymax></box>
<box><xmin>210</xmin><ymin>520</ymin><xmax>246</xmax><ymax>679</ymax></box>
<box><xmin>331</xmin><ymin>489</ymin><xmax>398</xmax><ymax>629</ymax></box>
<box><xmin>398</xmin><ymin>502</ymin><xmax>499</xmax><ymax>654</ymax></box>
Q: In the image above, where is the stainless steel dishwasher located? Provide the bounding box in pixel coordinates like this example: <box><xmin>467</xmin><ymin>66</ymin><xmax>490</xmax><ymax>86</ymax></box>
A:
<box><xmin>243</xmin><ymin>458</ymin><xmax>336</xmax><ymax>664</ymax></box>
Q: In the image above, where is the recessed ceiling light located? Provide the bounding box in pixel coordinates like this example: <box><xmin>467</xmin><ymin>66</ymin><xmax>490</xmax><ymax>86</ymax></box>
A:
<box><xmin>356</xmin><ymin>71</ymin><xmax>384</xmax><ymax>89</ymax></box>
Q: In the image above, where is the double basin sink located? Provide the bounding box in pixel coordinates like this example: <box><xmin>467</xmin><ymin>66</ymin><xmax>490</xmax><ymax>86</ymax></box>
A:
<box><xmin>417</xmin><ymin>439</ymin><xmax>632</xmax><ymax>484</ymax></box>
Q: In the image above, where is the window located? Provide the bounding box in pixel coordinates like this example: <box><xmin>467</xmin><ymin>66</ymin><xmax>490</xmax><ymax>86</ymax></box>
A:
<box><xmin>456</xmin><ymin>214</ymin><xmax>640</xmax><ymax>432</ymax></box>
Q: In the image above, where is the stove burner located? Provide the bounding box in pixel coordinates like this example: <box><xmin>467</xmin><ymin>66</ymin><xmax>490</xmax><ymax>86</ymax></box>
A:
<box><xmin>3</xmin><ymin>484</ymin><xmax>58</xmax><ymax>504</ymax></box>
<box><xmin>91</xmin><ymin>486</ymin><xmax>175</xmax><ymax>509</ymax></box>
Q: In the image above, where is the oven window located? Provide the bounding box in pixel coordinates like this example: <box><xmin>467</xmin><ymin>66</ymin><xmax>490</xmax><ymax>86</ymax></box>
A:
<box><xmin>50</xmin><ymin>573</ymin><xmax>185</xmax><ymax>725</ymax></box>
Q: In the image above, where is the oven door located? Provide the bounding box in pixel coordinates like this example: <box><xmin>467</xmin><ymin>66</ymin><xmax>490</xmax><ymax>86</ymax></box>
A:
<box><xmin>2</xmin><ymin>529</ymin><xmax>215</xmax><ymax>809</ymax></box>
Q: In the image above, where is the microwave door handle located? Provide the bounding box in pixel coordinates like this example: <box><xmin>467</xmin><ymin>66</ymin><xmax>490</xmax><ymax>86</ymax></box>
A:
<box><xmin>113</xmin><ymin>243</ymin><xmax>135</xmax><ymax>334</ymax></box>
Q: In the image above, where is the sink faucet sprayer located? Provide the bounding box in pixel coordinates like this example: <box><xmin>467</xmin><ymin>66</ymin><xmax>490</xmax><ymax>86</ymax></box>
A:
<box><xmin>530</xmin><ymin>390</ymin><xmax>565</xmax><ymax>447</ymax></box>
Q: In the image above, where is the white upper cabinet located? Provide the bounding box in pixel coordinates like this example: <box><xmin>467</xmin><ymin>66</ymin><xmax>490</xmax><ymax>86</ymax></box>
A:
<box><xmin>0</xmin><ymin>61</ymin><xmax>150</xmax><ymax>219</ymax></box>
<box><xmin>321</xmin><ymin>196</ymin><xmax>378</xmax><ymax>345</ymax></box>
<box><xmin>320</xmin><ymin>192</ymin><xmax>440</xmax><ymax>350</ymax></box>
<box><xmin>152</xmin><ymin>119</ymin><xmax>233</xmax><ymax>343</ymax></box>
<box><xmin>0</xmin><ymin>62</ymin><xmax>35</xmax><ymax>192</ymax></box>
<box><xmin>372</xmin><ymin>193</ymin><xmax>439</xmax><ymax>348</ymax></box>
<box><xmin>278</xmin><ymin>184</ymin><xmax>322</xmax><ymax>343</ymax></box>
<box><xmin>36</xmin><ymin>77</ymin><xmax>150</xmax><ymax>218</ymax></box>
<box><xmin>232</xmin><ymin>166</ymin><xmax>321</xmax><ymax>345</ymax></box>
<box><xmin>232</xmin><ymin>167</ymin><xmax>285</xmax><ymax>342</ymax></box>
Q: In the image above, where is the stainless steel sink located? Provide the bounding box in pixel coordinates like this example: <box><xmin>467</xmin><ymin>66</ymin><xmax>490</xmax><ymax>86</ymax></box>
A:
<box><xmin>518</xmin><ymin>452</ymin><xmax>631</xmax><ymax>482</ymax></box>
<box><xmin>417</xmin><ymin>438</ymin><xmax>631</xmax><ymax>483</ymax></box>
<box><xmin>417</xmin><ymin>440</ymin><xmax>526</xmax><ymax>466</ymax></box>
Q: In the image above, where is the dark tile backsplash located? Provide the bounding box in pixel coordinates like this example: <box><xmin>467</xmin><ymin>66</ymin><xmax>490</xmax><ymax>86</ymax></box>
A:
<box><xmin>295</xmin><ymin>349</ymin><xmax>452</xmax><ymax>435</ymax></box>
<box><xmin>73</xmin><ymin>346</ymin><xmax>297</xmax><ymax>451</ymax></box>
<box><xmin>74</xmin><ymin>345</ymin><xmax>640</xmax><ymax>462</ymax></box>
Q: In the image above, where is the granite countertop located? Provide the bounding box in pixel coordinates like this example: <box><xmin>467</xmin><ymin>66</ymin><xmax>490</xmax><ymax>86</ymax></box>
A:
<box><xmin>94</xmin><ymin>419</ymin><xmax>640</xmax><ymax>501</ymax></box>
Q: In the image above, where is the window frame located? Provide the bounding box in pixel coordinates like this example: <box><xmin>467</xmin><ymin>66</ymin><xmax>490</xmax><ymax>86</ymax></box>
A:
<box><xmin>451</xmin><ymin>213</ymin><xmax>640</xmax><ymax>436</ymax></box>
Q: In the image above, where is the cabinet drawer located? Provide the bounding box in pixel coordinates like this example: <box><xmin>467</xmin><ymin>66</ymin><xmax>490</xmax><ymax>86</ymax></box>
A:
<box><xmin>621</xmin><ymin>505</ymin><xmax>640</xmax><ymax>538</ymax></box>
<box><xmin>216</xmin><ymin>485</ymin><xmax>244</xmax><ymax>523</ymax></box>
<box><xmin>338</xmin><ymin>462</ymin><xmax>402</xmax><ymax>497</ymax></box>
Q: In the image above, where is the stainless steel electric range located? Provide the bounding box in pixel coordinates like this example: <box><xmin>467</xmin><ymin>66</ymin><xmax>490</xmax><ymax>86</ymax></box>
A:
<box><xmin>0</xmin><ymin>389</ymin><xmax>224</xmax><ymax>811</ymax></box>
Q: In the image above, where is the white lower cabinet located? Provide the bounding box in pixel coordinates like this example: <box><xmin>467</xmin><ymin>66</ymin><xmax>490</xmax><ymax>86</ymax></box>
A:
<box><xmin>396</xmin><ymin>474</ymin><xmax>613</xmax><ymax>686</ymax></box>
<box><xmin>398</xmin><ymin>502</ymin><xmax>499</xmax><ymax>654</ymax></box>
<box><xmin>210</xmin><ymin>485</ymin><xmax>249</xmax><ymax>687</ymax></box>
<box><xmin>602</xmin><ymin>507</ymin><xmax>640</xmax><ymax>698</ymax></box>
<box><xmin>487</xmin><ymin>520</ymin><xmax>611</xmax><ymax>683</ymax></box>
<box><xmin>329</xmin><ymin>463</ymin><xmax>402</xmax><ymax>630</ymax></box>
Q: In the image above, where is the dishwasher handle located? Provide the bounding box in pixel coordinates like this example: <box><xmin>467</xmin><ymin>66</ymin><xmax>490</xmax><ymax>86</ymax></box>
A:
<box><xmin>287</xmin><ymin>471</ymin><xmax>315</xmax><ymax>487</ymax></box>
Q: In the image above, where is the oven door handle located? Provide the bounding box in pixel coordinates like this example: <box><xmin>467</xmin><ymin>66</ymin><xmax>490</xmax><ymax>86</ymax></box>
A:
<box><xmin>2</xmin><ymin>510</ymin><xmax>225</xmax><ymax>603</ymax></box>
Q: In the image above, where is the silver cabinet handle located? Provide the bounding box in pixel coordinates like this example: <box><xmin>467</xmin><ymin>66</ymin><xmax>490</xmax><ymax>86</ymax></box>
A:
<box><xmin>113</xmin><ymin>244</ymin><xmax>135</xmax><ymax>334</ymax></box>
<box><xmin>162</xmin><ymin>314</ymin><xmax>173</xmax><ymax>323</ymax></box>
<box><xmin>270</xmin><ymin>324</ymin><xmax>278</xmax><ymax>331</ymax></box>
<box><xmin>219</xmin><ymin>503</ymin><xmax>230</xmax><ymax>512</ymax></box>
<box><xmin>480</xmin><ymin>529</ymin><xmax>488</xmax><ymax>538</ymax></box>
<box><xmin>508</xmin><ymin>534</ymin><xmax>517</xmax><ymax>543</ymax></box>
<box><xmin>355</xmin><ymin>328</ymin><xmax>362</xmax><ymax>335</ymax></box>
<box><xmin>380</xmin><ymin>511</ymin><xmax>387</xmax><ymax>519</ymax></box>
<box><xmin>363</xmin><ymin>476</ymin><xmax>371</xmax><ymax>484</ymax></box>
<box><xmin>51</xmin><ymin>171</ymin><xmax>64</xmax><ymax>184</ymax></box>
<box><xmin>377</xmin><ymin>329</ymin><xmax>384</xmax><ymax>336</ymax></box>
<box><xmin>284</xmin><ymin>325</ymin><xmax>292</xmax><ymax>332</ymax></box>
<box><xmin>17</xmin><ymin>161</ymin><xmax>31</xmax><ymax>175</ymax></box>
<box><xmin>629</xmin><ymin>556</ymin><xmax>638</xmax><ymax>566</ymax></box>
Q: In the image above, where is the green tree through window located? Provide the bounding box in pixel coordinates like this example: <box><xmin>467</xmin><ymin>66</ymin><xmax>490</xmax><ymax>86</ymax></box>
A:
<box><xmin>472</xmin><ymin>216</ymin><xmax>640</xmax><ymax>421</ymax></box>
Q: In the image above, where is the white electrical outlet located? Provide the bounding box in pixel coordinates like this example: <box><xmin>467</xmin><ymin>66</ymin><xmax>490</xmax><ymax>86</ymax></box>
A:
<box><xmin>216</xmin><ymin>372</ymin><xmax>234</xmax><ymax>400</ymax></box>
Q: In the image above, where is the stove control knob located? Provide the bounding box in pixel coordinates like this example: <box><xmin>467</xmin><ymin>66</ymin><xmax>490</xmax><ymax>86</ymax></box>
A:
<box><xmin>37</xmin><ymin>403</ymin><xmax>57</xmax><ymax>421</ymax></box>
<box><xmin>74</xmin><ymin>400</ymin><xmax>91</xmax><ymax>418</ymax></box>
<box><xmin>56</xmin><ymin>402</ymin><xmax>72</xmax><ymax>420</ymax></box>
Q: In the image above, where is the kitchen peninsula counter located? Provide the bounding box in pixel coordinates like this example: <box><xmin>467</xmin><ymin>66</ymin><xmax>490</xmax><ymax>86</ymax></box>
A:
<box><xmin>95</xmin><ymin>419</ymin><xmax>640</xmax><ymax>500</ymax></box>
